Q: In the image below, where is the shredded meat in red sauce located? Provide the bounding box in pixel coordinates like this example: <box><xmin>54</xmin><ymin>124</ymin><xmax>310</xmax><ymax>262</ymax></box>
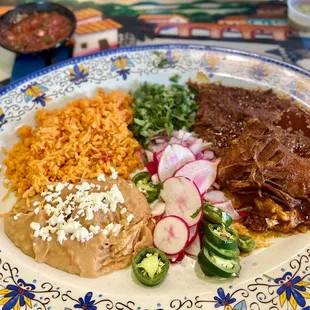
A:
<box><xmin>190</xmin><ymin>81</ymin><xmax>310</xmax><ymax>233</ymax></box>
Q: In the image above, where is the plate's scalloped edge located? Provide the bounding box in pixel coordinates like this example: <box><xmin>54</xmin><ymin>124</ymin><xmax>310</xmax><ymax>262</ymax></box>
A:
<box><xmin>1</xmin><ymin>248</ymin><xmax>310</xmax><ymax>309</ymax></box>
<box><xmin>1</xmin><ymin>43</ymin><xmax>310</xmax><ymax>97</ymax></box>
<box><xmin>1</xmin><ymin>44</ymin><xmax>310</xmax><ymax>309</ymax></box>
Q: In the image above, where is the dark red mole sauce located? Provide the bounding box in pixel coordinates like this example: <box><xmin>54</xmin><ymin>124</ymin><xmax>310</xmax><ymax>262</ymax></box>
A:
<box><xmin>0</xmin><ymin>11</ymin><xmax>73</xmax><ymax>52</ymax></box>
<box><xmin>190</xmin><ymin>81</ymin><xmax>310</xmax><ymax>237</ymax></box>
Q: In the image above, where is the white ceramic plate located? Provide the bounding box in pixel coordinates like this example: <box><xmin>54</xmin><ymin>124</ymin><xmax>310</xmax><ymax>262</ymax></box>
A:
<box><xmin>0</xmin><ymin>44</ymin><xmax>310</xmax><ymax>310</ymax></box>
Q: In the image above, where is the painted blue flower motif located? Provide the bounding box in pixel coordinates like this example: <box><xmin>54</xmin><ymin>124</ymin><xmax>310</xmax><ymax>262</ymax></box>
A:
<box><xmin>32</xmin><ymin>93</ymin><xmax>50</xmax><ymax>107</ymax></box>
<box><xmin>67</xmin><ymin>64</ymin><xmax>90</xmax><ymax>85</ymax></box>
<box><xmin>248</xmin><ymin>62</ymin><xmax>270</xmax><ymax>81</ymax></box>
<box><xmin>111</xmin><ymin>55</ymin><xmax>134</xmax><ymax>80</ymax></box>
<box><xmin>74</xmin><ymin>292</ymin><xmax>97</xmax><ymax>310</ymax></box>
<box><xmin>0</xmin><ymin>278</ymin><xmax>36</xmax><ymax>310</ymax></box>
<box><xmin>0</xmin><ymin>108</ymin><xmax>7</xmax><ymax>129</ymax></box>
<box><xmin>201</xmin><ymin>56</ymin><xmax>220</xmax><ymax>78</ymax></box>
<box><xmin>214</xmin><ymin>288</ymin><xmax>236</xmax><ymax>308</ymax></box>
<box><xmin>21</xmin><ymin>82</ymin><xmax>50</xmax><ymax>106</ymax></box>
<box><xmin>154</xmin><ymin>50</ymin><xmax>180</xmax><ymax>69</ymax></box>
<box><xmin>288</xmin><ymin>80</ymin><xmax>310</xmax><ymax>101</ymax></box>
<box><xmin>275</xmin><ymin>272</ymin><xmax>310</xmax><ymax>310</ymax></box>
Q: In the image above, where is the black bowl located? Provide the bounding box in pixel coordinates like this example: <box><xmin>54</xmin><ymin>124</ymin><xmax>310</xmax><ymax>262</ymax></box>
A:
<box><xmin>0</xmin><ymin>1</ymin><xmax>76</xmax><ymax>55</ymax></box>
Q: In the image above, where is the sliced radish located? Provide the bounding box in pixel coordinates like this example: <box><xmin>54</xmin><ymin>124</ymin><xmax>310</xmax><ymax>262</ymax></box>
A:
<box><xmin>145</xmin><ymin>150</ymin><xmax>154</xmax><ymax>163</ymax></box>
<box><xmin>203</xmin><ymin>150</ymin><xmax>214</xmax><ymax>160</ymax></box>
<box><xmin>158</xmin><ymin>144</ymin><xmax>195</xmax><ymax>182</ymax></box>
<box><xmin>150</xmin><ymin>200</ymin><xmax>166</xmax><ymax>217</ymax></box>
<box><xmin>188</xmin><ymin>138</ymin><xmax>205</xmax><ymax>155</ymax></box>
<box><xmin>153</xmin><ymin>215</ymin><xmax>189</xmax><ymax>255</ymax></box>
<box><xmin>185</xmin><ymin>233</ymin><xmax>202</xmax><ymax>257</ymax></box>
<box><xmin>187</xmin><ymin>225</ymin><xmax>198</xmax><ymax>246</ymax></box>
<box><xmin>212</xmin><ymin>181</ymin><xmax>220</xmax><ymax>189</ymax></box>
<box><xmin>213</xmin><ymin>200</ymin><xmax>240</xmax><ymax>220</ymax></box>
<box><xmin>150</xmin><ymin>143</ymin><xmax>166</xmax><ymax>153</ymax></box>
<box><xmin>167</xmin><ymin>251</ymin><xmax>185</xmax><ymax>264</ymax></box>
<box><xmin>174</xmin><ymin>159</ymin><xmax>220</xmax><ymax>194</ymax></box>
<box><xmin>146</xmin><ymin>161</ymin><xmax>157</xmax><ymax>175</ymax></box>
<box><xmin>169</xmin><ymin>137</ymin><xmax>181</xmax><ymax>144</ymax></box>
<box><xmin>161</xmin><ymin>176</ymin><xmax>202</xmax><ymax>227</ymax></box>
<box><xmin>154</xmin><ymin>151</ymin><xmax>163</xmax><ymax>165</ymax></box>
<box><xmin>203</xmin><ymin>190</ymin><xmax>227</xmax><ymax>203</ymax></box>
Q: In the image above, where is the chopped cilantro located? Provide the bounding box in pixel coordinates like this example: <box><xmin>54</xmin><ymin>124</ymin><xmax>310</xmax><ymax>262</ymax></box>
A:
<box><xmin>131</xmin><ymin>82</ymin><xmax>198</xmax><ymax>146</ymax></box>
<box><xmin>169</xmin><ymin>74</ymin><xmax>181</xmax><ymax>83</ymax></box>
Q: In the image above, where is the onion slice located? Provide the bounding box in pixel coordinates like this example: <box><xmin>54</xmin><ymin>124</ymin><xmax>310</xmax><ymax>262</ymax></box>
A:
<box><xmin>213</xmin><ymin>200</ymin><xmax>240</xmax><ymax>220</ymax></box>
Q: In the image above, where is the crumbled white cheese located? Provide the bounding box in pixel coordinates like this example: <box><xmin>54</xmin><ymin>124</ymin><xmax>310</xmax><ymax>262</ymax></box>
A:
<box><xmin>33</xmin><ymin>201</ymin><xmax>40</xmax><ymax>207</ymax></box>
<box><xmin>73</xmin><ymin>227</ymin><xmax>91</xmax><ymax>242</ymax></box>
<box><xmin>97</xmin><ymin>174</ymin><xmax>106</xmax><ymax>182</ymax></box>
<box><xmin>31</xmin><ymin>180</ymin><xmax>125</xmax><ymax>245</ymax></box>
<box><xmin>127</xmin><ymin>214</ymin><xmax>134</xmax><ymax>223</ymax></box>
<box><xmin>120</xmin><ymin>207</ymin><xmax>127</xmax><ymax>214</ymax></box>
<box><xmin>44</xmin><ymin>195</ymin><xmax>53</xmax><ymax>203</ymax></box>
<box><xmin>107</xmin><ymin>184</ymin><xmax>124</xmax><ymax>212</ymax></box>
<box><xmin>44</xmin><ymin>204</ymin><xmax>56</xmax><ymax>216</ymax></box>
<box><xmin>34</xmin><ymin>207</ymin><xmax>40</xmax><ymax>215</ymax></box>
<box><xmin>55</xmin><ymin>183</ymin><xmax>65</xmax><ymax>192</ymax></box>
<box><xmin>57</xmin><ymin>230</ymin><xmax>67</xmax><ymax>245</ymax></box>
<box><xmin>110</xmin><ymin>167</ymin><xmax>118</xmax><ymax>179</ymax></box>
<box><xmin>47</xmin><ymin>236</ymin><xmax>52</xmax><ymax>242</ymax></box>
<box><xmin>51</xmin><ymin>192</ymin><xmax>61</xmax><ymax>198</ymax></box>
<box><xmin>96</xmin><ymin>185</ymin><xmax>101</xmax><ymax>191</ymax></box>
<box><xmin>46</xmin><ymin>185</ymin><xmax>54</xmax><ymax>191</ymax></box>
<box><xmin>112</xmin><ymin>224</ymin><xmax>122</xmax><ymax>237</ymax></box>
<box><xmin>67</xmin><ymin>183</ymin><xmax>74</xmax><ymax>191</ymax></box>
<box><xmin>102</xmin><ymin>223</ymin><xmax>115</xmax><ymax>236</ymax></box>
<box><xmin>30</xmin><ymin>222</ymin><xmax>41</xmax><ymax>231</ymax></box>
<box><xmin>76</xmin><ymin>181</ymin><xmax>91</xmax><ymax>191</ymax></box>
<box><xmin>13</xmin><ymin>213</ymin><xmax>22</xmax><ymax>220</ymax></box>
<box><xmin>89</xmin><ymin>225</ymin><xmax>100</xmax><ymax>235</ymax></box>
<box><xmin>85</xmin><ymin>207</ymin><xmax>94</xmax><ymax>221</ymax></box>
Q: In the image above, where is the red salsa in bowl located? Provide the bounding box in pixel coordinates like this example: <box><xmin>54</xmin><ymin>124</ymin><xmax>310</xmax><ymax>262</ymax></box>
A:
<box><xmin>0</xmin><ymin>2</ymin><xmax>76</xmax><ymax>54</ymax></box>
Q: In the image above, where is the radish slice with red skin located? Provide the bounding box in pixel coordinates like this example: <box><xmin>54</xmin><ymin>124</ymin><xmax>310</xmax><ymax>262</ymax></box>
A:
<box><xmin>203</xmin><ymin>190</ymin><xmax>227</xmax><ymax>203</ymax></box>
<box><xmin>146</xmin><ymin>161</ymin><xmax>157</xmax><ymax>175</ymax></box>
<box><xmin>150</xmin><ymin>200</ymin><xmax>166</xmax><ymax>217</ymax></box>
<box><xmin>189</xmin><ymin>140</ymin><xmax>205</xmax><ymax>155</ymax></box>
<box><xmin>161</xmin><ymin>176</ymin><xmax>203</xmax><ymax>227</ymax></box>
<box><xmin>153</xmin><ymin>215</ymin><xmax>189</xmax><ymax>255</ymax></box>
<box><xmin>187</xmin><ymin>225</ymin><xmax>198</xmax><ymax>246</ymax></box>
<box><xmin>167</xmin><ymin>251</ymin><xmax>185</xmax><ymax>264</ymax></box>
<box><xmin>174</xmin><ymin>159</ymin><xmax>220</xmax><ymax>194</ymax></box>
<box><xmin>184</xmin><ymin>233</ymin><xmax>202</xmax><ymax>257</ymax></box>
<box><xmin>158</xmin><ymin>144</ymin><xmax>195</xmax><ymax>182</ymax></box>
<box><xmin>154</xmin><ymin>151</ymin><xmax>163</xmax><ymax>165</ymax></box>
<box><xmin>213</xmin><ymin>200</ymin><xmax>240</xmax><ymax>220</ymax></box>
